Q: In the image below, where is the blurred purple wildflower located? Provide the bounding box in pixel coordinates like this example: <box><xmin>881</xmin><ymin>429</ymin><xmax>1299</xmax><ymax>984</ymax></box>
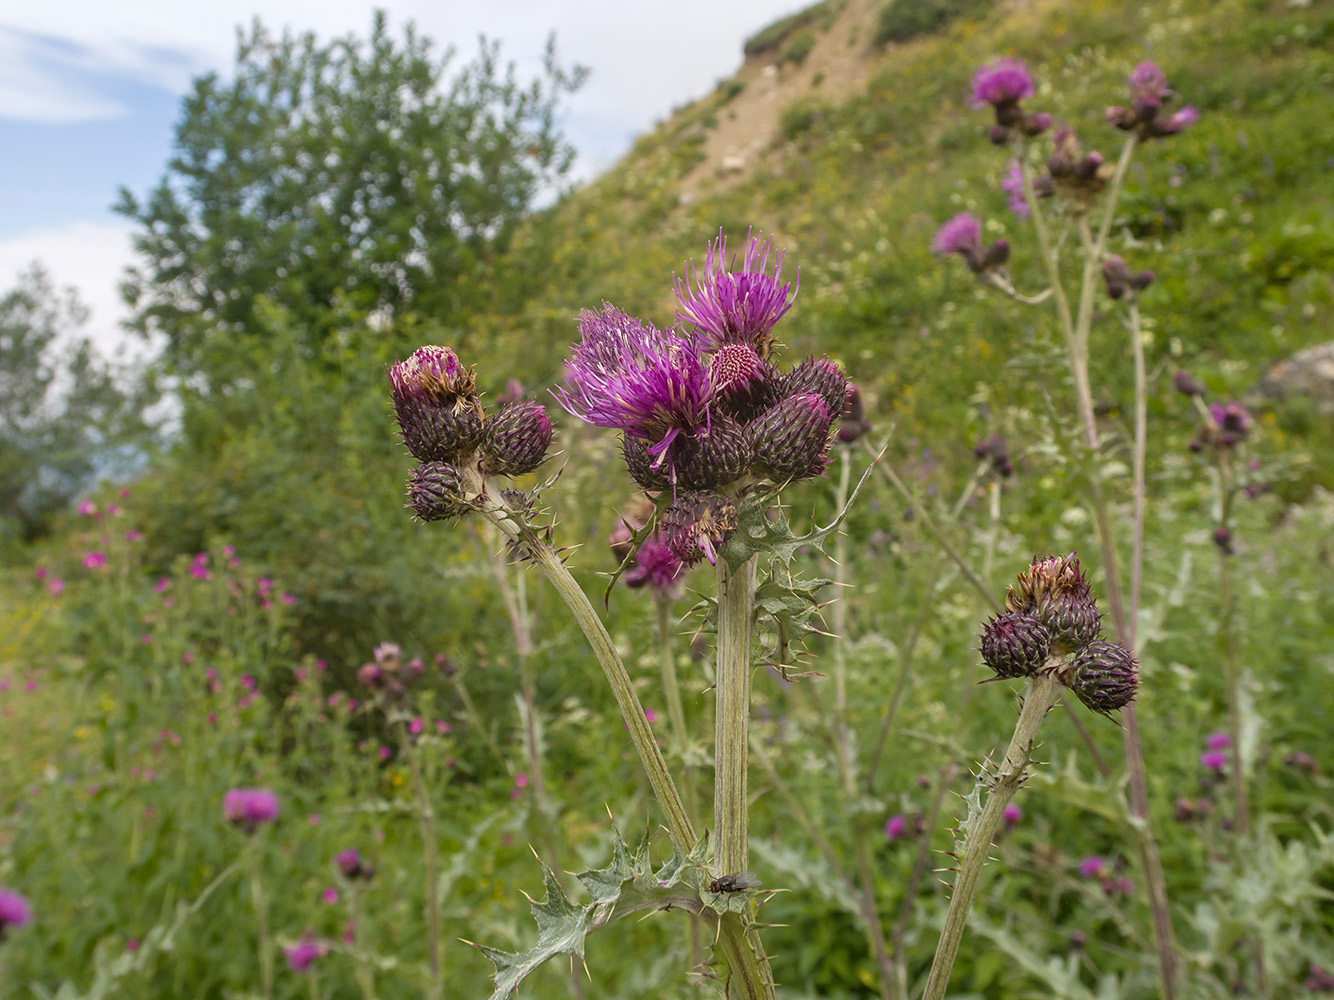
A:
<box><xmin>674</xmin><ymin>229</ymin><xmax>797</xmax><ymax>355</ymax></box>
<box><xmin>285</xmin><ymin>938</ymin><xmax>324</xmax><ymax>972</ymax></box>
<box><xmin>1128</xmin><ymin>61</ymin><xmax>1170</xmax><ymax>111</ymax></box>
<box><xmin>1206</xmin><ymin>732</ymin><xmax>1232</xmax><ymax>752</ymax></box>
<box><xmin>555</xmin><ymin>305</ymin><xmax>714</xmax><ymax>479</ymax></box>
<box><xmin>223</xmin><ymin>788</ymin><xmax>279</xmax><ymax>834</ymax></box>
<box><xmin>83</xmin><ymin>551</ymin><xmax>107</xmax><ymax>569</ymax></box>
<box><xmin>1078</xmin><ymin>856</ymin><xmax>1109</xmax><ymax>879</ymax></box>
<box><xmin>932</xmin><ymin>213</ymin><xmax>982</xmax><ymax>257</ymax></box>
<box><xmin>1001</xmin><ymin>161</ymin><xmax>1030</xmax><ymax>218</ymax></box>
<box><xmin>1003</xmin><ymin>803</ymin><xmax>1023</xmax><ymax>828</ymax></box>
<box><xmin>1200</xmin><ymin>750</ymin><xmax>1228</xmax><ymax>772</ymax></box>
<box><xmin>0</xmin><ymin>890</ymin><xmax>31</xmax><ymax>935</ymax></box>
<box><xmin>885</xmin><ymin>814</ymin><xmax>907</xmax><ymax>840</ymax></box>
<box><xmin>623</xmin><ymin>534</ymin><xmax>685</xmax><ymax>599</ymax></box>
<box><xmin>970</xmin><ymin>58</ymin><xmax>1034</xmax><ymax>110</ymax></box>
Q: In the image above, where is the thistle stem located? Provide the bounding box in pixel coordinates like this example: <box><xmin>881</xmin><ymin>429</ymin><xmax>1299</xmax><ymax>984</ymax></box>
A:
<box><xmin>715</xmin><ymin>555</ymin><xmax>757</xmax><ymax>877</ymax></box>
<box><xmin>247</xmin><ymin>839</ymin><xmax>274</xmax><ymax>1000</ymax></box>
<box><xmin>347</xmin><ymin>884</ymin><xmax>378</xmax><ymax>1000</ymax></box>
<box><xmin>1216</xmin><ymin>465</ymin><xmax>1250</xmax><ymax>837</ymax></box>
<box><xmin>396</xmin><ymin>721</ymin><xmax>443</xmax><ymax>999</ymax></box>
<box><xmin>921</xmin><ymin>672</ymin><xmax>1061</xmax><ymax>1000</ymax></box>
<box><xmin>480</xmin><ymin>499</ymin><xmax>695</xmax><ymax>849</ymax></box>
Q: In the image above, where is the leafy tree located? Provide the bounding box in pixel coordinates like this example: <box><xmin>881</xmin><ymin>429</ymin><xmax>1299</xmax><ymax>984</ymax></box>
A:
<box><xmin>116</xmin><ymin>10</ymin><xmax>587</xmax><ymax>399</ymax></box>
<box><xmin>0</xmin><ymin>266</ymin><xmax>155</xmax><ymax>546</ymax></box>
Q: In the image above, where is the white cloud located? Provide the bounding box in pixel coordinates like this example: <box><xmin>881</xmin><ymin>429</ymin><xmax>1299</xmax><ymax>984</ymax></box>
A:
<box><xmin>0</xmin><ymin>221</ymin><xmax>139</xmax><ymax>357</ymax></box>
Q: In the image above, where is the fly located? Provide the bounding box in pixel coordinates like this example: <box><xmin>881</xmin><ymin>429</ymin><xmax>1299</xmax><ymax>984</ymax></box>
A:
<box><xmin>707</xmin><ymin>871</ymin><xmax>762</xmax><ymax>894</ymax></box>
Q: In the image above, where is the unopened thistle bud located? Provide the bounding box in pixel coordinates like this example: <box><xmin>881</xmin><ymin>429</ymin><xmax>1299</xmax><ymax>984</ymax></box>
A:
<box><xmin>480</xmin><ymin>401</ymin><xmax>553</xmax><ymax>476</ymax></box>
<box><xmin>675</xmin><ymin>413</ymin><xmax>752</xmax><ymax>490</ymax></box>
<box><xmin>750</xmin><ymin>393</ymin><xmax>833</xmax><ymax>482</ymax></box>
<box><xmin>622</xmin><ymin>436</ymin><xmax>671</xmax><ymax>491</ymax></box>
<box><xmin>1212</xmin><ymin>525</ymin><xmax>1234</xmax><ymax>555</ymax></box>
<box><xmin>661</xmin><ymin>491</ymin><xmax>737</xmax><ymax>566</ymax></box>
<box><xmin>1102</xmin><ymin>256</ymin><xmax>1156</xmax><ymax>300</ymax></box>
<box><xmin>407</xmin><ymin>462</ymin><xmax>475</xmax><ymax>521</ymax></box>
<box><xmin>388</xmin><ymin>346</ymin><xmax>484</xmax><ymax>463</ymax></box>
<box><xmin>838</xmin><ymin>383</ymin><xmax>871</xmax><ymax>444</ymax></box>
<box><xmin>1173</xmin><ymin>369</ymin><xmax>1206</xmax><ymax>396</ymax></box>
<box><xmin>1070</xmin><ymin>640</ymin><xmax>1139</xmax><ymax>715</ymax></box>
<box><xmin>1005</xmin><ymin>553</ymin><xmax>1102</xmax><ymax>653</ymax></box>
<box><xmin>781</xmin><ymin>356</ymin><xmax>849</xmax><ymax>420</ymax></box>
<box><xmin>980</xmin><ymin>611</ymin><xmax>1052</xmax><ymax>679</ymax></box>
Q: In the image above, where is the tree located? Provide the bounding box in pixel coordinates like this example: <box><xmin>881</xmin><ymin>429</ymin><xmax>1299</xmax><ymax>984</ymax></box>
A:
<box><xmin>116</xmin><ymin>11</ymin><xmax>587</xmax><ymax>397</ymax></box>
<box><xmin>0</xmin><ymin>266</ymin><xmax>156</xmax><ymax>545</ymax></box>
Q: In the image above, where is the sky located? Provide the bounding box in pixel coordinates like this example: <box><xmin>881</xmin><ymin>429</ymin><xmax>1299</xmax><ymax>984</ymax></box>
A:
<box><xmin>0</xmin><ymin>0</ymin><xmax>807</xmax><ymax>356</ymax></box>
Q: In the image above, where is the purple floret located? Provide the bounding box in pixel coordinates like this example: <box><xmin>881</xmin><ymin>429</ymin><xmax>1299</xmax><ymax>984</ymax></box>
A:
<box><xmin>1001</xmin><ymin>161</ymin><xmax>1030</xmax><ymax>219</ymax></box>
<box><xmin>0</xmin><ymin>890</ymin><xmax>31</xmax><ymax>931</ymax></box>
<box><xmin>555</xmin><ymin>304</ymin><xmax>715</xmax><ymax>471</ymax></box>
<box><xmin>674</xmin><ymin>229</ymin><xmax>798</xmax><ymax>353</ymax></box>
<box><xmin>223</xmin><ymin>788</ymin><xmax>280</xmax><ymax>833</ymax></box>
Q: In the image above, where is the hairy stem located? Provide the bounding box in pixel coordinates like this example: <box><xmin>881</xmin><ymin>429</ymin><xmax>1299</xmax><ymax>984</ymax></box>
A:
<box><xmin>715</xmin><ymin>555</ymin><xmax>757</xmax><ymax>876</ymax></box>
<box><xmin>921</xmin><ymin>672</ymin><xmax>1061</xmax><ymax>1000</ymax></box>
<box><xmin>481</xmin><ymin>499</ymin><xmax>695</xmax><ymax>849</ymax></box>
<box><xmin>397</xmin><ymin>721</ymin><xmax>443</xmax><ymax>998</ymax></box>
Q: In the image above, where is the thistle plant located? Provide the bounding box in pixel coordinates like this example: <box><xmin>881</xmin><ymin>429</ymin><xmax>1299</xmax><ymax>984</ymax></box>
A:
<box><xmin>922</xmin><ymin>556</ymin><xmax>1137</xmax><ymax>1000</ymax></box>
<box><xmin>224</xmin><ymin>788</ymin><xmax>280</xmax><ymax>1000</ymax></box>
<box><xmin>388</xmin><ymin>228</ymin><xmax>869</xmax><ymax>1000</ymax></box>
<box><xmin>931</xmin><ymin>55</ymin><xmax>1203</xmax><ymax>997</ymax></box>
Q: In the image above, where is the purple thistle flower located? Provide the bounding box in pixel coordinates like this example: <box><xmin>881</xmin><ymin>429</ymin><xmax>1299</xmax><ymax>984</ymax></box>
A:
<box><xmin>931</xmin><ymin>213</ymin><xmax>983</xmax><ymax>257</ymax></box>
<box><xmin>1078</xmin><ymin>856</ymin><xmax>1109</xmax><ymax>879</ymax></box>
<box><xmin>1206</xmin><ymin>732</ymin><xmax>1232</xmax><ymax>752</ymax></box>
<box><xmin>1152</xmin><ymin>105</ymin><xmax>1200</xmax><ymax>136</ymax></box>
<box><xmin>674</xmin><ymin>229</ymin><xmax>798</xmax><ymax>355</ymax></box>
<box><xmin>970</xmin><ymin>58</ymin><xmax>1035</xmax><ymax>110</ymax></box>
<box><xmin>885</xmin><ymin>814</ymin><xmax>907</xmax><ymax>840</ymax></box>
<box><xmin>555</xmin><ymin>304</ymin><xmax>714</xmax><ymax>478</ymax></box>
<box><xmin>223</xmin><ymin>788</ymin><xmax>280</xmax><ymax>834</ymax></box>
<box><xmin>0</xmin><ymin>890</ymin><xmax>31</xmax><ymax>936</ymax></box>
<box><xmin>623</xmin><ymin>534</ymin><xmax>686</xmax><ymax>599</ymax></box>
<box><xmin>1128</xmin><ymin>61</ymin><xmax>1170</xmax><ymax>110</ymax></box>
<box><xmin>1200</xmin><ymin>749</ymin><xmax>1228</xmax><ymax>772</ymax></box>
<box><xmin>1001</xmin><ymin>161</ymin><xmax>1030</xmax><ymax>219</ymax></box>
<box><xmin>1209</xmin><ymin>401</ymin><xmax>1251</xmax><ymax>445</ymax></box>
<box><xmin>285</xmin><ymin>938</ymin><xmax>325</xmax><ymax>972</ymax></box>
<box><xmin>335</xmin><ymin>848</ymin><xmax>374</xmax><ymax>881</ymax></box>
<box><xmin>1003</xmin><ymin>803</ymin><xmax>1023</xmax><ymax>827</ymax></box>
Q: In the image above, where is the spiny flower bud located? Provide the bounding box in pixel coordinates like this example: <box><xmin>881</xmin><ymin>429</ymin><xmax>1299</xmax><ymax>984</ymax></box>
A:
<box><xmin>1005</xmin><ymin>552</ymin><xmax>1102</xmax><ymax>653</ymax></box>
<box><xmin>480</xmin><ymin>401</ymin><xmax>553</xmax><ymax>476</ymax></box>
<box><xmin>980</xmin><ymin>611</ymin><xmax>1052</xmax><ymax>679</ymax></box>
<box><xmin>781</xmin><ymin>356</ymin><xmax>849</xmax><ymax>419</ymax></box>
<box><xmin>661</xmin><ymin>491</ymin><xmax>737</xmax><ymax>566</ymax></box>
<box><xmin>389</xmin><ymin>346</ymin><xmax>484</xmax><ymax>463</ymax></box>
<box><xmin>622</xmin><ymin>436</ymin><xmax>671</xmax><ymax>491</ymax></box>
<box><xmin>750</xmin><ymin>393</ymin><xmax>833</xmax><ymax>483</ymax></box>
<box><xmin>1070</xmin><ymin>640</ymin><xmax>1139</xmax><ymax>715</ymax></box>
<box><xmin>837</xmin><ymin>383</ymin><xmax>871</xmax><ymax>444</ymax></box>
<box><xmin>675</xmin><ymin>413</ymin><xmax>751</xmax><ymax>490</ymax></box>
<box><xmin>1102</xmin><ymin>256</ymin><xmax>1155</xmax><ymax>300</ymax></box>
<box><xmin>407</xmin><ymin>462</ymin><xmax>475</xmax><ymax>521</ymax></box>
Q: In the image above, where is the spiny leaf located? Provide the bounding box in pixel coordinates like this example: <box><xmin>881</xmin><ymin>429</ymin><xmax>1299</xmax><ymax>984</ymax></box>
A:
<box><xmin>476</xmin><ymin>824</ymin><xmax>709</xmax><ymax>1000</ymax></box>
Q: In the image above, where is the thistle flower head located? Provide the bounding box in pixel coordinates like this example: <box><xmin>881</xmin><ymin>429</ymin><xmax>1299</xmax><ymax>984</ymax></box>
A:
<box><xmin>1206</xmin><ymin>732</ymin><xmax>1232</xmax><ymax>751</ymax></box>
<box><xmin>1070</xmin><ymin>640</ymin><xmax>1139</xmax><ymax>715</ymax></box>
<box><xmin>335</xmin><ymin>848</ymin><xmax>374</xmax><ymax>881</ymax></box>
<box><xmin>0</xmin><ymin>890</ymin><xmax>31</xmax><ymax>937</ymax></box>
<box><xmin>623</xmin><ymin>534</ymin><xmax>686</xmax><ymax>598</ymax></box>
<box><xmin>980</xmin><ymin>610</ymin><xmax>1051</xmax><ymax>679</ymax></box>
<box><xmin>285</xmin><ymin>936</ymin><xmax>325</xmax><ymax>972</ymax></box>
<box><xmin>1006</xmin><ymin>553</ymin><xmax>1101</xmax><ymax>652</ymax></box>
<box><xmin>661</xmin><ymin>490</ymin><xmax>738</xmax><ymax>566</ymax></box>
<box><xmin>1209</xmin><ymin>401</ymin><xmax>1252</xmax><ymax>445</ymax></box>
<box><xmin>480</xmin><ymin>401</ymin><xmax>553</xmax><ymax>476</ymax></box>
<box><xmin>556</xmin><ymin>304</ymin><xmax>714</xmax><ymax>478</ymax></box>
<box><xmin>838</xmin><ymin>382</ymin><xmax>871</xmax><ymax>444</ymax></box>
<box><xmin>1173</xmin><ymin>369</ymin><xmax>1206</xmax><ymax>396</ymax></box>
<box><xmin>1200</xmin><ymin>749</ymin><xmax>1228</xmax><ymax>772</ymax></box>
<box><xmin>970</xmin><ymin>57</ymin><xmax>1035</xmax><ymax>111</ymax></box>
<box><xmin>674</xmin><ymin>229</ymin><xmax>798</xmax><ymax>356</ymax></box>
<box><xmin>673</xmin><ymin>412</ymin><xmax>752</xmax><ymax>490</ymax></box>
<box><xmin>407</xmin><ymin>462</ymin><xmax>474</xmax><ymax>521</ymax></box>
<box><xmin>1150</xmin><ymin>105</ymin><xmax>1200</xmax><ymax>137</ymax></box>
<box><xmin>223</xmin><ymin>788</ymin><xmax>280</xmax><ymax>834</ymax></box>
<box><xmin>389</xmin><ymin>346</ymin><xmax>483</xmax><ymax>463</ymax></box>
<box><xmin>1128</xmin><ymin>61</ymin><xmax>1171</xmax><ymax>110</ymax></box>
<box><xmin>931</xmin><ymin>213</ymin><xmax>983</xmax><ymax>257</ymax></box>
<box><xmin>750</xmin><ymin>392</ymin><xmax>834</xmax><ymax>483</ymax></box>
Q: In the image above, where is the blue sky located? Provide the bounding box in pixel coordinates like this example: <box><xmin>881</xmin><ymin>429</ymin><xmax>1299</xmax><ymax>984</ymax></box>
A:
<box><xmin>0</xmin><ymin>1</ymin><xmax>806</xmax><ymax>355</ymax></box>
